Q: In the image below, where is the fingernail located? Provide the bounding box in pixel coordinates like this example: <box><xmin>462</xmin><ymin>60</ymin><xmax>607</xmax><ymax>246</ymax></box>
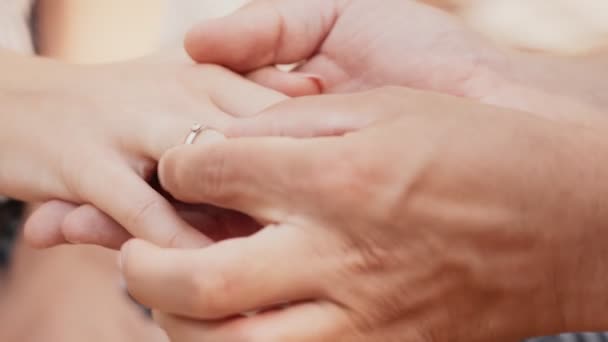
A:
<box><xmin>291</xmin><ymin>72</ymin><xmax>325</xmax><ymax>92</ymax></box>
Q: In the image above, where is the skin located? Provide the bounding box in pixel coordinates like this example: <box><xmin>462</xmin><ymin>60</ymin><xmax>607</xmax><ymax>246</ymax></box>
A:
<box><xmin>0</xmin><ymin>49</ymin><xmax>287</xmax><ymax>248</ymax></box>
<box><xmin>15</xmin><ymin>0</ymin><xmax>601</xmax><ymax>341</ymax></box>
<box><xmin>185</xmin><ymin>0</ymin><xmax>608</xmax><ymax>121</ymax></box>
<box><xmin>0</xmin><ymin>242</ymin><xmax>167</xmax><ymax>342</ymax></box>
<box><xmin>1</xmin><ymin>3</ymin><xmax>266</xmax><ymax>341</ymax></box>
<box><xmin>121</xmin><ymin>87</ymin><xmax>608</xmax><ymax>342</ymax></box>
<box><xmin>2</xmin><ymin>2</ymin><xmax>167</xmax><ymax>341</ymax></box>
<box><xmin>30</xmin><ymin>0</ymin><xmax>608</xmax><ymax>247</ymax></box>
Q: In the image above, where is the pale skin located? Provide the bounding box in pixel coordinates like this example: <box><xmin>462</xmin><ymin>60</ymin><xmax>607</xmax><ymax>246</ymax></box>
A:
<box><xmin>185</xmin><ymin>0</ymin><xmax>608</xmax><ymax>121</ymax></box>
<box><xmin>29</xmin><ymin>0</ymin><xmax>608</xmax><ymax>249</ymax></box>
<box><xmin>4</xmin><ymin>24</ymin><xmax>300</xmax><ymax>249</ymax></box>
<box><xmin>0</xmin><ymin>49</ymin><xmax>290</xmax><ymax>249</ymax></box>
<box><xmin>121</xmin><ymin>87</ymin><xmax>608</xmax><ymax>342</ymax></box>
<box><xmin>0</xmin><ymin>0</ymin><xmax>282</xmax><ymax>342</ymax></box>
<box><xmin>114</xmin><ymin>2</ymin><xmax>608</xmax><ymax>339</ymax></box>
<box><xmin>2</xmin><ymin>2</ymin><xmax>182</xmax><ymax>341</ymax></box>
<box><xmin>19</xmin><ymin>1</ymin><xmax>608</xmax><ymax>340</ymax></box>
<box><xmin>1</xmin><ymin>1</ymin><xmax>169</xmax><ymax>341</ymax></box>
<box><xmin>1</xmin><ymin>2</ymin><xmax>284</xmax><ymax>341</ymax></box>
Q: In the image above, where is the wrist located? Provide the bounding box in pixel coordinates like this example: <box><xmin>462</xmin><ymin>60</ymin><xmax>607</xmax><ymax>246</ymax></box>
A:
<box><xmin>507</xmin><ymin>120</ymin><xmax>608</xmax><ymax>334</ymax></box>
<box><xmin>0</xmin><ymin>52</ymin><xmax>78</xmax><ymax>200</ymax></box>
<box><xmin>545</xmin><ymin>126</ymin><xmax>608</xmax><ymax>332</ymax></box>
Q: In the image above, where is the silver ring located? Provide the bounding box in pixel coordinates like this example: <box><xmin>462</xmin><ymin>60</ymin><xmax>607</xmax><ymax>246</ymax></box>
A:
<box><xmin>184</xmin><ymin>123</ymin><xmax>207</xmax><ymax>145</ymax></box>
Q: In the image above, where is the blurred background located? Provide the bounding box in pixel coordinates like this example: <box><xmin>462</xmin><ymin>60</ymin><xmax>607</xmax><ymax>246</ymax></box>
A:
<box><xmin>0</xmin><ymin>0</ymin><xmax>607</xmax><ymax>341</ymax></box>
<box><xmin>425</xmin><ymin>0</ymin><xmax>608</xmax><ymax>54</ymax></box>
<box><xmin>29</xmin><ymin>0</ymin><xmax>608</xmax><ymax>64</ymax></box>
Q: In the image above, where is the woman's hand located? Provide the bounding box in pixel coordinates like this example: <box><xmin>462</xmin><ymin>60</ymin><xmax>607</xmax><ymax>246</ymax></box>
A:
<box><xmin>0</xmin><ymin>51</ymin><xmax>287</xmax><ymax>248</ymax></box>
<box><xmin>121</xmin><ymin>88</ymin><xmax>608</xmax><ymax>341</ymax></box>
<box><xmin>185</xmin><ymin>0</ymin><xmax>608</xmax><ymax>121</ymax></box>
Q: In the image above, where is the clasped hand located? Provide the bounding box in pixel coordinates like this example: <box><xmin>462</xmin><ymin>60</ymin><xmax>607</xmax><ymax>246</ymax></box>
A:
<box><xmin>21</xmin><ymin>0</ymin><xmax>608</xmax><ymax>341</ymax></box>
<box><xmin>122</xmin><ymin>88</ymin><xmax>599</xmax><ymax>342</ymax></box>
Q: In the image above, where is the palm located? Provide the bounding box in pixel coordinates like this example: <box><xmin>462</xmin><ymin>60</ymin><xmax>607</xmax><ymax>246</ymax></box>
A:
<box><xmin>303</xmin><ymin>0</ymin><xmax>493</xmax><ymax>96</ymax></box>
<box><xmin>186</xmin><ymin>0</ymin><xmax>498</xmax><ymax>99</ymax></box>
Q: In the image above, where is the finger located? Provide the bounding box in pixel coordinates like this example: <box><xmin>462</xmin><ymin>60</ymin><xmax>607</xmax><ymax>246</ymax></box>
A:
<box><xmin>247</xmin><ymin>67</ymin><xmax>323</xmax><ymax>97</ymax></box>
<box><xmin>185</xmin><ymin>0</ymin><xmax>338</xmax><ymax>72</ymax></box>
<box><xmin>122</xmin><ymin>224</ymin><xmax>323</xmax><ymax>320</ymax></box>
<box><xmin>23</xmin><ymin>200</ymin><xmax>74</xmax><ymax>248</ymax></box>
<box><xmin>225</xmin><ymin>93</ymin><xmax>384</xmax><ymax>139</ymax></box>
<box><xmin>54</xmin><ymin>202</ymin><xmax>260</xmax><ymax>249</ymax></box>
<box><xmin>155</xmin><ymin>301</ymin><xmax>349</xmax><ymax>342</ymax></box>
<box><xmin>137</xmin><ymin>68</ymin><xmax>288</xmax><ymax>161</ymax></box>
<box><xmin>134</xmin><ymin>109</ymin><xmax>230</xmax><ymax>161</ymax></box>
<box><xmin>159</xmin><ymin>134</ymin><xmax>335</xmax><ymax>220</ymax></box>
<box><xmin>193</xmin><ymin>65</ymin><xmax>288</xmax><ymax>117</ymax></box>
<box><xmin>62</xmin><ymin>204</ymin><xmax>132</xmax><ymax>249</ymax></box>
<box><xmin>23</xmin><ymin>201</ymin><xmax>130</xmax><ymax>250</ymax></box>
<box><xmin>79</xmin><ymin>163</ymin><xmax>211</xmax><ymax>248</ymax></box>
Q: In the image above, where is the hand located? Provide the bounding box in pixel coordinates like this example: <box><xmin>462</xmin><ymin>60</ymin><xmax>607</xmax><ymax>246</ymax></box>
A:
<box><xmin>185</xmin><ymin>0</ymin><xmax>608</xmax><ymax>121</ymax></box>
<box><xmin>25</xmin><ymin>200</ymin><xmax>262</xmax><ymax>250</ymax></box>
<box><xmin>186</xmin><ymin>0</ymin><xmax>497</xmax><ymax>97</ymax></box>
<box><xmin>2</xmin><ymin>54</ymin><xmax>286</xmax><ymax>249</ymax></box>
<box><xmin>120</xmin><ymin>88</ymin><xmax>608</xmax><ymax>341</ymax></box>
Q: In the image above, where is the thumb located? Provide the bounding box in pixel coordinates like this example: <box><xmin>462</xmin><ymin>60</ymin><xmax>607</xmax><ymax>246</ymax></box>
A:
<box><xmin>185</xmin><ymin>0</ymin><xmax>339</xmax><ymax>72</ymax></box>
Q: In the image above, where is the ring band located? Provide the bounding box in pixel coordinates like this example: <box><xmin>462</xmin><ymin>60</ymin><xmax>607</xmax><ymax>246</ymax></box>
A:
<box><xmin>184</xmin><ymin>123</ymin><xmax>207</xmax><ymax>145</ymax></box>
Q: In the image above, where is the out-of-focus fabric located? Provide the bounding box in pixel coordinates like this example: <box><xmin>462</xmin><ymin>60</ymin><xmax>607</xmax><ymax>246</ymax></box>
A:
<box><xmin>0</xmin><ymin>0</ymin><xmax>33</xmax><ymax>52</ymax></box>
<box><xmin>422</xmin><ymin>0</ymin><xmax>608</xmax><ymax>54</ymax></box>
<box><xmin>160</xmin><ymin>0</ymin><xmax>248</xmax><ymax>47</ymax></box>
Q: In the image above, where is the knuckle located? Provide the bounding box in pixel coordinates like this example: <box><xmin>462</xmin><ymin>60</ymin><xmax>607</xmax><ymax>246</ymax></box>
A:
<box><xmin>125</xmin><ymin>197</ymin><xmax>165</xmax><ymax>231</ymax></box>
<box><xmin>61</xmin><ymin>147</ymin><xmax>113</xmax><ymax>201</ymax></box>
<box><xmin>187</xmin><ymin>266</ymin><xmax>236</xmax><ymax>318</ymax></box>
<box><xmin>319</xmin><ymin>143</ymin><xmax>403</xmax><ymax>222</ymax></box>
<box><xmin>320</xmin><ymin>147</ymin><xmax>381</xmax><ymax>203</ymax></box>
<box><xmin>197</xmin><ymin>145</ymin><xmax>236</xmax><ymax>203</ymax></box>
<box><xmin>162</xmin><ymin>144</ymin><xmax>237</xmax><ymax>205</ymax></box>
<box><xmin>165</xmin><ymin>228</ymin><xmax>187</xmax><ymax>249</ymax></box>
<box><xmin>63</xmin><ymin>158</ymin><xmax>96</xmax><ymax>200</ymax></box>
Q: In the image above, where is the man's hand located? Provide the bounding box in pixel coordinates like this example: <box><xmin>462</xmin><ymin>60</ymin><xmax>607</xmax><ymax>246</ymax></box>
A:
<box><xmin>120</xmin><ymin>88</ymin><xmax>608</xmax><ymax>341</ymax></box>
<box><xmin>186</xmin><ymin>0</ymin><xmax>608</xmax><ymax>121</ymax></box>
<box><xmin>186</xmin><ymin>0</ymin><xmax>499</xmax><ymax>97</ymax></box>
